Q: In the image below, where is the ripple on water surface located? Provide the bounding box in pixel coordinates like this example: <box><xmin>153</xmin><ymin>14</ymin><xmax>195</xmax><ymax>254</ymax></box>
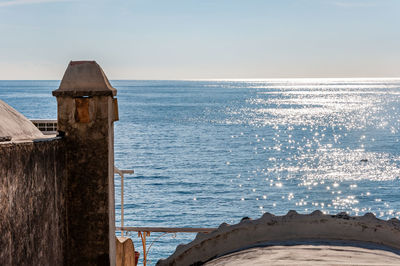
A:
<box><xmin>2</xmin><ymin>79</ymin><xmax>399</xmax><ymax>265</ymax></box>
<box><xmin>112</xmin><ymin>79</ymin><xmax>400</xmax><ymax>264</ymax></box>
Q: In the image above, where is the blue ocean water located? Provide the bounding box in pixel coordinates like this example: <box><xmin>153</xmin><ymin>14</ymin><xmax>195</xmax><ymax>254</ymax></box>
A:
<box><xmin>1</xmin><ymin>79</ymin><xmax>400</xmax><ymax>264</ymax></box>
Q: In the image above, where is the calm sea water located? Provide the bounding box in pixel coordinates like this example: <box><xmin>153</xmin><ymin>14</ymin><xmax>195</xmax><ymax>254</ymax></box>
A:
<box><xmin>1</xmin><ymin>79</ymin><xmax>400</xmax><ymax>264</ymax></box>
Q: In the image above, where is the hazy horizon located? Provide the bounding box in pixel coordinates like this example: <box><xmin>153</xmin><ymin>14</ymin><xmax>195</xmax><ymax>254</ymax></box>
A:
<box><xmin>1</xmin><ymin>77</ymin><xmax>400</xmax><ymax>81</ymax></box>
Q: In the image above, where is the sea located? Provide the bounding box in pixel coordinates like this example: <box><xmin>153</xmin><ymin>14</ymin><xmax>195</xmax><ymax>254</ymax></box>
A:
<box><xmin>1</xmin><ymin>79</ymin><xmax>400</xmax><ymax>265</ymax></box>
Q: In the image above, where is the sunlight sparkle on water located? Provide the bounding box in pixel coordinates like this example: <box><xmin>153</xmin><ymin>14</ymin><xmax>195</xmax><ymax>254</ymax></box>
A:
<box><xmin>222</xmin><ymin>79</ymin><xmax>400</xmax><ymax>220</ymax></box>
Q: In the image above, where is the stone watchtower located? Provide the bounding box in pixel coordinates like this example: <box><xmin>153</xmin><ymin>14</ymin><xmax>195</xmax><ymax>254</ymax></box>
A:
<box><xmin>53</xmin><ymin>61</ymin><xmax>119</xmax><ymax>265</ymax></box>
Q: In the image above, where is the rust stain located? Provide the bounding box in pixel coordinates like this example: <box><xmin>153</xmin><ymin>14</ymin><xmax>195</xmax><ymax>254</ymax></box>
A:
<box><xmin>113</xmin><ymin>98</ymin><xmax>119</xmax><ymax>122</ymax></box>
<box><xmin>75</xmin><ymin>98</ymin><xmax>90</xmax><ymax>123</ymax></box>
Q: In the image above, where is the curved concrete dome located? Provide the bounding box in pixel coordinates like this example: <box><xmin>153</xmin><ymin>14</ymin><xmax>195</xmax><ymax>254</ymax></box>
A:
<box><xmin>0</xmin><ymin>99</ymin><xmax>44</xmax><ymax>141</ymax></box>
<box><xmin>157</xmin><ymin>211</ymin><xmax>400</xmax><ymax>266</ymax></box>
<box><xmin>206</xmin><ymin>244</ymin><xmax>400</xmax><ymax>266</ymax></box>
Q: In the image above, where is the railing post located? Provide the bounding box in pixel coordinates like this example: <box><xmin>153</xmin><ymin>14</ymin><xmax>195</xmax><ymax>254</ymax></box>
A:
<box><xmin>121</xmin><ymin>172</ymin><xmax>124</xmax><ymax>237</ymax></box>
<box><xmin>114</xmin><ymin>167</ymin><xmax>134</xmax><ymax>237</ymax></box>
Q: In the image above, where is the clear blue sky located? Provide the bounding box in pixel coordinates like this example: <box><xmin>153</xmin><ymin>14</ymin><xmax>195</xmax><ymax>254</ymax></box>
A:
<box><xmin>0</xmin><ymin>0</ymin><xmax>399</xmax><ymax>79</ymax></box>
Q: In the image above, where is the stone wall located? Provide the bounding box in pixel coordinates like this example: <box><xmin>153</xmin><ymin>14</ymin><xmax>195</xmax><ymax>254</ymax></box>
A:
<box><xmin>0</xmin><ymin>139</ymin><xmax>66</xmax><ymax>266</ymax></box>
<box><xmin>57</xmin><ymin>96</ymin><xmax>115</xmax><ymax>265</ymax></box>
<box><xmin>54</xmin><ymin>61</ymin><xmax>118</xmax><ymax>265</ymax></box>
<box><xmin>0</xmin><ymin>60</ymin><xmax>118</xmax><ymax>265</ymax></box>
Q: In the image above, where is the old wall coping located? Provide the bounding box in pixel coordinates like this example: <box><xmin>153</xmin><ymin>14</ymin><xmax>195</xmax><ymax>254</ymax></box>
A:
<box><xmin>0</xmin><ymin>137</ymin><xmax>62</xmax><ymax>146</ymax></box>
<box><xmin>52</xmin><ymin>61</ymin><xmax>117</xmax><ymax>97</ymax></box>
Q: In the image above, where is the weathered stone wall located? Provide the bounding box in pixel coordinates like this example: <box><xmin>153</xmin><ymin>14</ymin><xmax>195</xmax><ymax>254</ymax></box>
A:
<box><xmin>51</xmin><ymin>60</ymin><xmax>118</xmax><ymax>265</ymax></box>
<box><xmin>0</xmin><ymin>139</ymin><xmax>66</xmax><ymax>266</ymax></box>
<box><xmin>56</xmin><ymin>95</ymin><xmax>115</xmax><ymax>266</ymax></box>
<box><xmin>0</xmin><ymin>60</ymin><xmax>117</xmax><ymax>266</ymax></box>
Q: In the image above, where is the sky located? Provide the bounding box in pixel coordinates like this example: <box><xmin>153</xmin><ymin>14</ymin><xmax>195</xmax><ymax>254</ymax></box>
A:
<box><xmin>0</xmin><ymin>0</ymin><xmax>399</xmax><ymax>79</ymax></box>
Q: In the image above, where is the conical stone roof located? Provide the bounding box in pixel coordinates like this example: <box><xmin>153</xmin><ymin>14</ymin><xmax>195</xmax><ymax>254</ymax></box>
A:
<box><xmin>0</xmin><ymin>100</ymin><xmax>44</xmax><ymax>141</ymax></box>
<box><xmin>52</xmin><ymin>61</ymin><xmax>117</xmax><ymax>97</ymax></box>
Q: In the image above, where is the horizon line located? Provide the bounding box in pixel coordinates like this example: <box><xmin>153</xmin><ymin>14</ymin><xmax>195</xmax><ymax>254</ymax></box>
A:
<box><xmin>1</xmin><ymin>77</ymin><xmax>400</xmax><ymax>82</ymax></box>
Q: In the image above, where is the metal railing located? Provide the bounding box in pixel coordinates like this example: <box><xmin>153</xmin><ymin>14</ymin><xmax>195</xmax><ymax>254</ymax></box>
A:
<box><xmin>30</xmin><ymin>119</ymin><xmax>57</xmax><ymax>135</ymax></box>
<box><xmin>115</xmin><ymin>227</ymin><xmax>217</xmax><ymax>266</ymax></box>
<box><xmin>29</xmin><ymin>122</ymin><xmax>216</xmax><ymax>264</ymax></box>
<box><xmin>116</xmin><ymin>227</ymin><xmax>216</xmax><ymax>233</ymax></box>
<box><xmin>114</xmin><ymin>167</ymin><xmax>216</xmax><ymax>266</ymax></box>
<box><xmin>114</xmin><ymin>167</ymin><xmax>134</xmax><ymax>237</ymax></box>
